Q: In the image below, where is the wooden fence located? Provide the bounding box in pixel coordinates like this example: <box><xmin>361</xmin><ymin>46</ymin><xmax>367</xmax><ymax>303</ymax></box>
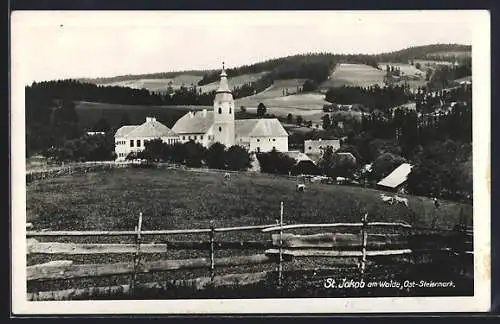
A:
<box><xmin>26</xmin><ymin>204</ymin><xmax>473</xmax><ymax>301</ymax></box>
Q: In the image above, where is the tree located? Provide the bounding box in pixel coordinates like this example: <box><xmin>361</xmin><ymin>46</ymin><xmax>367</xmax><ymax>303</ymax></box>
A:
<box><xmin>140</xmin><ymin>138</ymin><xmax>169</xmax><ymax>162</ymax></box>
<box><xmin>225</xmin><ymin>145</ymin><xmax>252</xmax><ymax>171</ymax></box>
<box><xmin>370</xmin><ymin>152</ymin><xmax>407</xmax><ymax>180</ymax></box>
<box><xmin>415</xmin><ymin>62</ymin><xmax>422</xmax><ymax>70</ymax></box>
<box><xmin>256</xmin><ymin>148</ymin><xmax>296</xmax><ymax>175</ymax></box>
<box><xmin>296</xmin><ymin>115</ymin><xmax>303</xmax><ymax>126</ymax></box>
<box><xmin>302</xmin><ymin>79</ymin><xmax>318</xmax><ymax>92</ymax></box>
<box><xmin>183</xmin><ymin>140</ymin><xmax>206</xmax><ymax>168</ymax></box>
<box><xmin>286</xmin><ymin>113</ymin><xmax>293</xmax><ymax>124</ymax></box>
<box><xmin>291</xmin><ymin>160</ymin><xmax>320</xmax><ymax>176</ymax></box>
<box><xmin>322</xmin><ymin>114</ymin><xmax>331</xmax><ymax>130</ymax></box>
<box><xmin>257</xmin><ymin>103</ymin><xmax>267</xmax><ymax>117</ymax></box>
<box><xmin>206</xmin><ymin>142</ymin><xmax>227</xmax><ymax>169</ymax></box>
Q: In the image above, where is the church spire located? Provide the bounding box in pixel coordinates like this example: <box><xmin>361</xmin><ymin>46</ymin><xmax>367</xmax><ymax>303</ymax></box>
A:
<box><xmin>216</xmin><ymin>61</ymin><xmax>231</xmax><ymax>93</ymax></box>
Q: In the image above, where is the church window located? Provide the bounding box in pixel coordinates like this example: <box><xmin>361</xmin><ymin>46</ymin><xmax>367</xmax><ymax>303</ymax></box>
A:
<box><xmin>219</xmin><ymin>127</ymin><xmax>222</xmax><ymax>132</ymax></box>
<box><xmin>218</xmin><ymin>107</ymin><xmax>222</xmax><ymax>114</ymax></box>
<box><xmin>229</xmin><ymin>107</ymin><xmax>232</xmax><ymax>114</ymax></box>
<box><xmin>257</xmin><ymin>139</ymin><xmax>260</xmax><ymax>142</ymax></box>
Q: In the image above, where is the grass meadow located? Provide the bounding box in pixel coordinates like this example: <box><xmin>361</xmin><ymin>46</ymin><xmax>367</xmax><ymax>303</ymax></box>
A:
<box><xmin>26</xmin><ymin>167</ymin><xmax>473</xmax><ymax>297</ymax></box>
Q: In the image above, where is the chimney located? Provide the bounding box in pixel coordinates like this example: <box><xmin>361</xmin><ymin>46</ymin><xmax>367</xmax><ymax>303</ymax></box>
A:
<box><xmin>202</xmin><ymin>109</ymin><xmax>207</xmax><ymax>117</ymax></box>
<box><xmin>146</xmin><ymin>117</ymin><xmax>156</xmax><ymax>122</ymax></box>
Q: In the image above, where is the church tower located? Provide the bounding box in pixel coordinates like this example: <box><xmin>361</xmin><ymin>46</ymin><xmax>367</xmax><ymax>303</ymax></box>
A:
<box><xmin>213</xmin><ymin>63</ymin><xmax>235</xmax><ymax>148</ymax></box>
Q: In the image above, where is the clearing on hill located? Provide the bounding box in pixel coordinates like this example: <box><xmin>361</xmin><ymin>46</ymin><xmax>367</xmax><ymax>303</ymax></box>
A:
<box><xmin>320</xmin><ymin>63</ymin><xmax>386</xmax><ymax>89</ymax></box>
<box><xmin>198</xmin><ymin>71</ymin><xmax>271</xmax><ymax>94</ymax></box>
<box><xmin>100</xmin><ymin>74</ymin><xmax>203</xmax><ymax>93</ymax></box>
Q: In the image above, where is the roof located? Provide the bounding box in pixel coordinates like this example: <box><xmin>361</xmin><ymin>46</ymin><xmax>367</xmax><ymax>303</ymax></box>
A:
<box><xmin>236</xmin><ymin>118</ymin><xmax>288</xmax><ymax>137</ymax></box>
<box><xmin>377</xmin><ymin>163</ymin><xmax>413</xmax><ymax>188</ymax></box>
<box><xmin>282</xmin><ymin>151</ymin><xmax>315</xmax><ymax>163</ymax></box>
<box><xmin>115</xmin><ymin>125</ymin><xmax>138</xmax><ymax>137</ymax></box>
<box><xmin>336</xmin><ymin>152</ymin><xmax>357</xmax><ymax>162</ymax></box>
<box><xmin>115</xmin><ymin>119</ymin><xmax>177</xmax><ymax>138</ymax></box>
<box><xmin>171</xmin><ymin>111</ymin><xmax>214</xmax><ymax>134</ymax></box>
<box><xmin>216</xmin><ymin>69</ymin><xmax>231</xmax><ymax>93</ymax></box>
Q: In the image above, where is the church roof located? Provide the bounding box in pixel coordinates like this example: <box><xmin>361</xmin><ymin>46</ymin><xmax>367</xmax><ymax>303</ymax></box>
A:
<box><xmin>115</xmin><ymin>118</ymin><xmax>176</xmax><ymax>138</ymax></box>
<box><xmin>172</xmin><ymin>111</ymin><xmax>214</xmax><ymax>134</ymax></box>
<box><xmin>216</xmin><ymin>69</ymin><xmax>231</xmax><ymax>93</ymax></box>
<box><xmin>236</xmin><ymin>118</ymin><xmax>289</xmax><ymax>137</ymax></box>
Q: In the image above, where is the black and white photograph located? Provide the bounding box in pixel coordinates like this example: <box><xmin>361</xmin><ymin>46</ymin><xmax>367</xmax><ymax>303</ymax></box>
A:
<box><xmin>11</xmin><ymin>10</ymin><xmax>490</xmax><ymax>314</ymax></box>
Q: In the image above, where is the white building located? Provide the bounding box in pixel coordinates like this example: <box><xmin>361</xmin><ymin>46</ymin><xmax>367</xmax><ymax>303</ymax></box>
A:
<box><xmin>115</xmin><ymin>65</ymin><xmax>289</xmax><ymax>160</ymax></box>
<box><xmin>114</xmin><ymin>117</ymin><xmax>179</xmax><ymax>161</ymax></box>
<box><xmin>304</xmin><ymin>139</ymin><xmax>340</xmax><ymax>155</ymax></box>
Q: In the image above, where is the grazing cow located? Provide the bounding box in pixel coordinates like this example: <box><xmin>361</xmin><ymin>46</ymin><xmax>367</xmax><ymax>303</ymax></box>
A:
<box><xmin>296</xmin><ymin>184</ymin><xmax>306</xmax><ymax>192</ymax></box>
<box><xmin>433</xmin><ymin>197</ymin><xmax>440</xmax><ymax>209</ymax></box>
<box><xmin>380</xmin><ymin>193</ymin><xmax>394</xmax><ymax>204</ymax></box>
<box><xmin>394</xmin><ymin>195</ymin><xmax>409</xmax><ymax>207</ymax></box>
<box><xmin>224</xmin><ymin>172</ymin><xmax>231</xmax><ymax>181</ymax></box>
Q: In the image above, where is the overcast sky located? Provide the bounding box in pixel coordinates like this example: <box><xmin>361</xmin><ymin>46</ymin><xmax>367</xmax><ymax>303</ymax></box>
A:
<box><xmin>11</xmin><ymin>10</ymin><xmax>479</xmax><ymax>83</ymax></box>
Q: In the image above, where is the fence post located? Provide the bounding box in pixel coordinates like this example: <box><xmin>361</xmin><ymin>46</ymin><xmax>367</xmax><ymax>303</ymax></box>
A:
<box><xmin>131</xmin><ymin>212</ymin><xmax>143</xmax><ymax>295</ymax></box>
<box><xmin>209</xmin><ymin>220</ymin><xmax>215</xmax><ymax>282</ymax></box>
<box><xmin>360</xmin><ymin>211</ymin><xmax>368</xmax><ymax>275</ymax></box>
<box><xmin>278</xmin><ymin>201</ymin><xmax>284</xmax><ymax>288</ymax></box>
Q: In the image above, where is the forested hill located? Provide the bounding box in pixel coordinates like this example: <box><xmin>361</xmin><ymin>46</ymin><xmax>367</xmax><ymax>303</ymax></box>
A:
<box><xmin>374</xmin><ymin>44</ymin><xmax>471</xmax><ymax>63</ymax></box>
<box><xmin>76</xmin><ymin>43</ymin><xmax>470</xmax><ymax>86</ymax></box>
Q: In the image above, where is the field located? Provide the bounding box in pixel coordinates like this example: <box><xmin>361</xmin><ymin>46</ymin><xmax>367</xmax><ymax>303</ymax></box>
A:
<box><xmin>320</xmin><ymin>63</ymin><xmax>386</xmax><ymax>89</ymax></box>
<box><xmin>26</xmin><ymin>167</ymin><xmax>473</xmax><ymax>298</ymax></box>
<box><xmin>198</xmin><ymin>71</ymin><xmax>270</xmax><ymax>93</ymax></box>
<box><xmin>378</xmin><ymin>62</ymin><xmax>425</xmax><ymax>76</ymax></box>
<box><xmin>75</xmin><ymin>101</ymin><xmax>209</xmax><ymax>130</ymax></box>
<box><xmin>99</xmin><ymin>74</ymin><xmax>203</xmax><ymax>94</ymax></box>
<box><xmin>27</xmin><ymin>168</ymin><xmax>471</xmax><ymax>233</ymax></box>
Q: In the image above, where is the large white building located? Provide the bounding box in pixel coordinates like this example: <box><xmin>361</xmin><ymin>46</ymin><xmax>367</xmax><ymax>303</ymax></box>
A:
<box><xmin>115</xmin><ymin>65</ymin><xmax>289</xmax><ymax>161</ymax></box>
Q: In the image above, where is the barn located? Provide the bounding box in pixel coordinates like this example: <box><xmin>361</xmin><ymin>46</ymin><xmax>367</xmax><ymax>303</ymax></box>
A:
<box><xmin>377</xmin><ymin>163</ymin><xmax>413</xmax><ymax>194</ymax></box>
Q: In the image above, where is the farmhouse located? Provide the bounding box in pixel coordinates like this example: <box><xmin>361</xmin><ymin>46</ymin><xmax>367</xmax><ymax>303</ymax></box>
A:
<box><xmin>304</xmin><ymin>139</ymin><xmax>340</xmax><ymax>155</ymax></box>
<box><xmin>115</xmin><ymin>65</ymin><xmax>289</xmax><ymax>160</ymax></box>
<box><xmin>114</xmin><ymin>117</ymin><xmax>180</xmax><ymax>160</ymax></box>
<box><xmin>377</xmin><ymin>163</ymin><xmax>413</xmax><ymax>193</ymax></box>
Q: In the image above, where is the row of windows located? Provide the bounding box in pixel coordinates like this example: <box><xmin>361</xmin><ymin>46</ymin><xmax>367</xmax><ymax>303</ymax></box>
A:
<box><xmin>117</xmin><ymin>153</ymin><xmax>127</xmax><ymax>158</ymax></box>
<box><xmin>117</xmin><ymin>138</ymin><xmax>179</xmax><ymax>147</ymax></box>
<box><xmin>256</xmin><ymin>138</ymin><xmax>277</xmax><ymax>142</ymax></box>
<box><xmin>218</xmin><ymin>107</ymin><xmax>232</xmax><ymax>114</ymax></box>
<box><xmin>182</xmin><ymin>135</ymin><xmax>204</xmax><ymax>141</ymax></box>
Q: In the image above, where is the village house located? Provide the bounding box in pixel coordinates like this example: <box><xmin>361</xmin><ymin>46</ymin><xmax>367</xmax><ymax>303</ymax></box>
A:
<box><xmin>114</xmin><ymin>64</ymin><xmax>289</xmax><ymax>160</ymax></box>
<box><xmin>377</xmin><ymin>163</ymin><xmax>413</xmax><ymax>194</ymax></box>
<box><xmin>304</xmin><ymin>139</ymin><xmax>341</xmax><ymax>155</ymax></box>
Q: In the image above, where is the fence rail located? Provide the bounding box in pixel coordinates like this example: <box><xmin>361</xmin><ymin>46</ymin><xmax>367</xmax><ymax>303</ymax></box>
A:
<box><xmin>25</xmin><ymin>203</ymin><xmax>473</xmax><ymax>300</ymax></box>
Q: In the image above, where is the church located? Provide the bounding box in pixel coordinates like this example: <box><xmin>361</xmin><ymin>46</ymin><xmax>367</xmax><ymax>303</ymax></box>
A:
<box><xmin>114</xmin><ymin>65</ymin><xmax>289</xmax><ymax>161</ymax></box>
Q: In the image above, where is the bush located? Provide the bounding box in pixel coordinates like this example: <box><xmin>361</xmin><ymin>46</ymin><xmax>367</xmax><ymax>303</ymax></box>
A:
<box><xmin>256</xmin><ymin>148</ymin><xmax>296</xmax><ymax>175</ymax></box>
<box><xmin>225</xmin><ymin>145</ymin><xmax>252</xmax><ymax>171</ymax></box>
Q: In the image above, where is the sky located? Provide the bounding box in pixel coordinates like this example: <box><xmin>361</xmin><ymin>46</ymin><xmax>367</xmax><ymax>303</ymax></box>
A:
<box><xmin>11</xmin><ymin>10</ymin><xmax>480</xmax><ymax>83</ymax></box>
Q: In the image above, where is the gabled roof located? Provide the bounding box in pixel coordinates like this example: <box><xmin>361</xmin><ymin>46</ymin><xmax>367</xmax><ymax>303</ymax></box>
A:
<box><xmin>282</xmin><ymin>151</ymin><xmax>315</xmax><ymax>164</ymax></box>
<box><xmin>171</xmin><ymin>111</ymin><xmax>214</xmax><ymax>134</ymax></box>
<box><xmin>236</xmin><ymin>118</ymin><xmax>288</xmax><ymax>137</ymax></box>
<box><xmin>377</xmin><ymin>163</ymin><xmax>413</xmax><ymax>188</ymax></box>
<box><xmin>115</xmin><ymin>119</ymin><xmax>176</xmax><ymax>138</ymax></box>
<box><xmin>115</xmin><ymin>125</ymin><xmax>138</xmax><ymax>137</ymax></box>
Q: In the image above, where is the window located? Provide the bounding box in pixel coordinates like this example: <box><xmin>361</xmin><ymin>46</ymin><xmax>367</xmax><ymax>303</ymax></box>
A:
<box><xmin>219</xmin><ymin>127</ymin><xmax>222</xmax><ymax>132</ymax></box>
<box><xmin>130</xmin><ymin>140</ymin><xmax>134</xmax><ymax>147</ymax></box>
<box><xmin>229</xmin><ymin>107</ymin><xmax>232</xmax><ymax>114</ymax></box>
<box><xmin>137</xmin><ymin>140</ymin><xmax>141</xmax><ymax>147</ymax></box>
<box><xmin>272</xmin><ymin>138</ymin><xmax>276</xmax><ymax>142</ymax></box>
<box><xmin>200</xmin><ymin>135</ymin><xmax>203</xmax><ymax>140</ymax></box>
<box><xmin>257</xmin><ymin>139</ymin><xmax>260</xmax><ymax>142</ymax></box>
<box><xmin>182</xmin><ymin>136</ymin><xmax>186</xmax><ymax>140</ymax></box>
<box><xmin>188</xmin><ymin>136</ymin><xmax>191</xmax><ymax>140</ymax></box>
<box><xmin>194</xmin><ymin>135</ymin><xmax>197</xmax><ymax>140</ymax></box>
<box><xmin>308</xmin><ymin>146</ymin><xmax>312</xmax><ymax>150</ymax></box>
<box><xmin>218</xmin><ymin>108</ymin><xmax>222</xmax><ymax>114</ymax></box>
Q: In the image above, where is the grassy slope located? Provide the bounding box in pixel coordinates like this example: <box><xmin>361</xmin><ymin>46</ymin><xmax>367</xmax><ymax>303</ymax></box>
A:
<box><xmin>27</xmin><ymin>168</ymin><xmax>472</xmax><ymax>233</ymax></box>
<box><xmin>320</xmin><ymin>63</ymin><xmax>386</xmax><ymax>89</ymax></box>
<box><xmin>99</xmin><ymin>74</ymin><xmax>203</xmax><ymax>93</ymax></box>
